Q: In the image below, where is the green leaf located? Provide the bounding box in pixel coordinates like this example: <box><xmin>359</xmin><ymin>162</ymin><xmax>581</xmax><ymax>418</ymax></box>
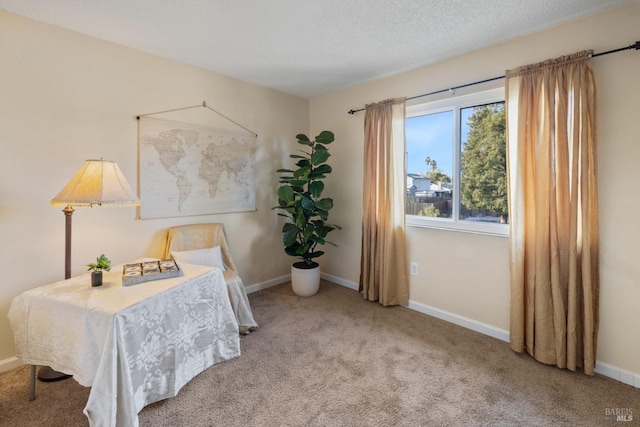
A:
<box><xmin>315</xmin><ymin>131</ymin><xmax>334</xmax><ymax>145</ymax></box>
<box><xmin>311</xmin><ymin>147</ymin><xmax>331</xmax><ymax>165</ymax></box>
<box><xmin>310</xmin><ymin>235</ymin><xmax>325</xmax><ymax>245</ymax></box>
<box><xmin>300</xmin><ymin>196</ymin><xmax>315</xmax><ymax>212</ymax></box>
<box><xmin>296</xmin><ymin>134</ymin><xmax>313</xmax><ymax>146</ymax></box>
<box><xmin>277</xmin><ymin>186</ymin><xmax>294</xmax><ymax>203</ymax></box>
<box><xmin>296</xmin><ymin>159</ymin><xmax>311</xmax><ymax>168</ymax></box>
<box><xmin>316</xmin><ymin>198</ymin><xmax>333</xmax><ymax>211</ymax></box>
<box><xmin>293</xmin><ymin>166</ymin><xmax>310</xmax><ymax>179</ymax></box>
<box><xmin>307</xmin><ymin>251</ymin><xmax>325</xmax><ymax>259</ymax></box>
<box><xmin>309</xmin><ymin>181</ymin><xmax>324</xmax><ymax>198</ymax></box>
<box><xmin>315</xmin><ymin>224</ymin><xmax>328</xmax><ymax>238</ymax></box>
<box><xmin>303</xmin><ymin>226</ymin><xmax>314</xmax><ymax>242</ymax></box>
<box><xmin>275</xmin><ymin>199</ymin><xmax>293</xmax><ymax>209</ymax></box>
<box><xmin>285</xmin><ymin>246</ymin><xmax>299</xmax><ymax>257</ymax></box>
<box><xmin>282</xmin><ymin>222</ymin><xmax>298</xmax><ymax>232</ymax></box>
<box><xmin>310</xmin><ymin>164</ymin><xmax>332</xmax><ymax>178</ymax></box>
<box><xmin>283</xmin><ymin>225</ymin><xmax>298</xmax><ymax>246</ymax></box>
<box><xmin>296</xmin><ymin>242</ymin><xmax>310</xmax><ymax>255</ymax></box>
<box><xmin>295</xmin><ymin>208</ymin><xmax>306</xmax><ymax>229</ymax></box>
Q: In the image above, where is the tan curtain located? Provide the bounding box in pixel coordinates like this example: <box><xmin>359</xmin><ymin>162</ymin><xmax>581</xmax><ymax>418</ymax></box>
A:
<box><xmin>360</xmin><ymin>98</ymin><xmax>409</xmax><ymax>306</ymax></box>
<box><xmin>506</xmin><ymin>51</ymin><xmax>599</xmax><ymax>374</ymax></box>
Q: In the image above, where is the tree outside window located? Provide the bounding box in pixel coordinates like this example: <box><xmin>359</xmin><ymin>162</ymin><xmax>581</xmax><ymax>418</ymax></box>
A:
<box><xmin>460</xmin><ymin>102</ymin><xmax>508</xmax><ymax>224</ymax></box>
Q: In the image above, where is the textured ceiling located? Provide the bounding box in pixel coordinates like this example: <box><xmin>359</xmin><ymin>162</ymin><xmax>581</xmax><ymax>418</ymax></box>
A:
<box><xmin>0</xmin><ymin>0</ymin><xmax>634</xmax><ymax>98</ymax></box>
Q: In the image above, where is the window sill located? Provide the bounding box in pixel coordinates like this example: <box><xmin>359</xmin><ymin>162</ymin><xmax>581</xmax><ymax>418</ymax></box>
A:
<box><xmin>406</xmin><ymin>215</ymin><xmax>509</xmax><ymax>237</ymax></box>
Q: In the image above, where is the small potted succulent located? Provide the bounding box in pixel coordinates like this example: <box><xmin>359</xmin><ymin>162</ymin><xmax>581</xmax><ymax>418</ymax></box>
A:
<box><xmin>87</xmin><ymin>254</ymin><xmax>111</xmax><ymax>287</ymax></box>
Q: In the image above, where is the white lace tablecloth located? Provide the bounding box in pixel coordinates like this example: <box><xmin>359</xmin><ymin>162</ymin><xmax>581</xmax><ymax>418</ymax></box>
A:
<box><xmin>8</xmin><ymin>263</ymin><xmax>240</xmax><ymax>427</ymax></box>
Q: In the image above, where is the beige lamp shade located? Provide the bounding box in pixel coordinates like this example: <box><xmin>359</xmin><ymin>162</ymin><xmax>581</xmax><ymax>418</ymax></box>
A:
<box><xmin>51</xmin><ymin>159</ymin><xmax>140</xmax><ymax>207</ymax></box>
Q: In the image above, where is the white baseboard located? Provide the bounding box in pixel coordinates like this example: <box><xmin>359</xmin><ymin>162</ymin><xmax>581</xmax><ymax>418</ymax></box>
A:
<box><xmin>595</xmin><ymin>361</ymin><xmax>640</xmax><ymax>388</ymax></box>
<box><xmin>0</xmin><ymin>356</ymin><xmax>22</xmax><ymax>373</ymax></box>
<box><xmin>320</xmin><ymin>272</ymin><xmax>359</xmax><ymax>291</ymax></box>
<box><xmin>245</xmin><ymin>274</ymin><xmax>290</xmax><ymax>294</ymax></box>
<box><xmin>407</xmin><ymin>299</ymin><xmax>511</xmax><ymax>343</ymax></box>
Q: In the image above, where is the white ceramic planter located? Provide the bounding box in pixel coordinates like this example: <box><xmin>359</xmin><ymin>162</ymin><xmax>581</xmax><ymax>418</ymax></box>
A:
<box><xmin>291</xmin><ymin>262</ymin><xmax>320</xmax><ymax>297</ymax></box>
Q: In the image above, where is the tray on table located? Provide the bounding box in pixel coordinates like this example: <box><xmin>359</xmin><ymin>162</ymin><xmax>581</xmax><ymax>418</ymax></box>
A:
<box><xmin>122</xmin><ymin>259</ymin><xmax>183</xmax><ymax>286</ymax></box>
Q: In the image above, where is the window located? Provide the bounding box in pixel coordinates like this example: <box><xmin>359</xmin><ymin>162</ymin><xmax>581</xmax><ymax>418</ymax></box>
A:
<box><xmin>405</xmin><ymin>88</ymin><xmax>508</xmax><ymax>236</ymax></box>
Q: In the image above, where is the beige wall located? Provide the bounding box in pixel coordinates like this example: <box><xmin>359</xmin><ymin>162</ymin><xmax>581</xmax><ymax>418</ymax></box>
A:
<box><xmin>312</xmin><ymin>1</ymin><xmax>640</xmax><ymax>381</ymax></box>
<box><xmin>0</xmin><ymin>11</ymin><xmax>306</xmax><ymax>361</ymax></box>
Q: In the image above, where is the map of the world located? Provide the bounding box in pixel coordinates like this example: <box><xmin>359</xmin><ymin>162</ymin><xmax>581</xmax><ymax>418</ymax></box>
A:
<box><xmin>138</xmin><ymin>117</ymin><xmax>256</xmax><ymax>219</ymax></box>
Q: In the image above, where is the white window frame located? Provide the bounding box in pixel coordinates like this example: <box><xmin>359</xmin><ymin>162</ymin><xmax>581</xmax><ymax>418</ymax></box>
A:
<box><xmin>405</xmin><ymin>88</ymin><xmax>508</xmax><ymax>237</ymax></box>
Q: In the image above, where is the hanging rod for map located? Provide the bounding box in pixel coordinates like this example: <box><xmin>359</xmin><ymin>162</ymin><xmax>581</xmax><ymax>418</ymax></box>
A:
<box><xmin>347</xmin><ymin>40</ymin><xmax>640</xmax><ymax>115</ymax></box>
<box><xmin>136</xmin><ymin>101</ymin><xmax>257</xmax><ymax>137</ymax></box>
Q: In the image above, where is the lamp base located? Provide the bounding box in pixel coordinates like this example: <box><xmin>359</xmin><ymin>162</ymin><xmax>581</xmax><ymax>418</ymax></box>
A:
<box><xmin>37</xmin><ymin>366</ymin><xmax>72</xmax><ymax>382</ymax></box>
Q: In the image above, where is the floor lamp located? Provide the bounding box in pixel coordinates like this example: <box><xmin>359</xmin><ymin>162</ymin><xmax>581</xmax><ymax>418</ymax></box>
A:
<box><xmin>41</xmin><ymin>159</ymin><xmax>140</xmax><ymax>381</ymax></box>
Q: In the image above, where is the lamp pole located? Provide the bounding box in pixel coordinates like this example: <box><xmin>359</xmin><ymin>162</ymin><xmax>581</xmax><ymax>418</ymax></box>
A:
<box><xmin>63</xmin><ymin>205</ymin><xmax>74</xmax><ymax>279</ymax></box>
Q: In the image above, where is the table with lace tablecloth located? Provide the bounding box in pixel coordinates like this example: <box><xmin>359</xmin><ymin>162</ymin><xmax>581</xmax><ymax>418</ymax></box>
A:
<box><xmin>8</xmin><ymin>262</ymin><xmax>240</xmax><ymax>427</ymax></box>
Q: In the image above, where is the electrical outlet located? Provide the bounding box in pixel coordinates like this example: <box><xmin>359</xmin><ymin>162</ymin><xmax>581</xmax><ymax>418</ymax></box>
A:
<box><xmin>410</xmin><ymin>262</ymin><xmax>418</xmax><ymax>276</ymax></box>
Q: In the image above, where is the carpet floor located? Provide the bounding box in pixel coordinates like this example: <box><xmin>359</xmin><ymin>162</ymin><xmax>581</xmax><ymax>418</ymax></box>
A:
<box><xmin>1</xmin><ymin>280</ymin><xmax>638</xmax><ymax>426</ymax></box>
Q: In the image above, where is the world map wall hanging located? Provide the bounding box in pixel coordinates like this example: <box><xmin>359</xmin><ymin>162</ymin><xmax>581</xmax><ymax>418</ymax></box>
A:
<box><xmin>138</xmin><ymin>116</ymin><xmax>256</xmax><ymax>219</ymax></box>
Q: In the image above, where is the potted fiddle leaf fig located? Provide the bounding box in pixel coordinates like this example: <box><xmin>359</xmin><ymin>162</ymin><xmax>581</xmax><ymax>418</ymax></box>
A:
<box><xmin>87</xmin><ymin>254</ymin><xmax>111</xmax><ymax>287</ymax></box>
<box><xmin>273</xmin><ymin>131</ymin><xmax>341</xmax><ymax>296</ymax></box>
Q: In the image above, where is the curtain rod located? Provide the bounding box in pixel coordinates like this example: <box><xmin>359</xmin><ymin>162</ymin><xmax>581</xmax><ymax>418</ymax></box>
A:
<box><xmin>347</xmin><ymin>40</ymin><xmax>639</xmax><ymax>115</ymax></box>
